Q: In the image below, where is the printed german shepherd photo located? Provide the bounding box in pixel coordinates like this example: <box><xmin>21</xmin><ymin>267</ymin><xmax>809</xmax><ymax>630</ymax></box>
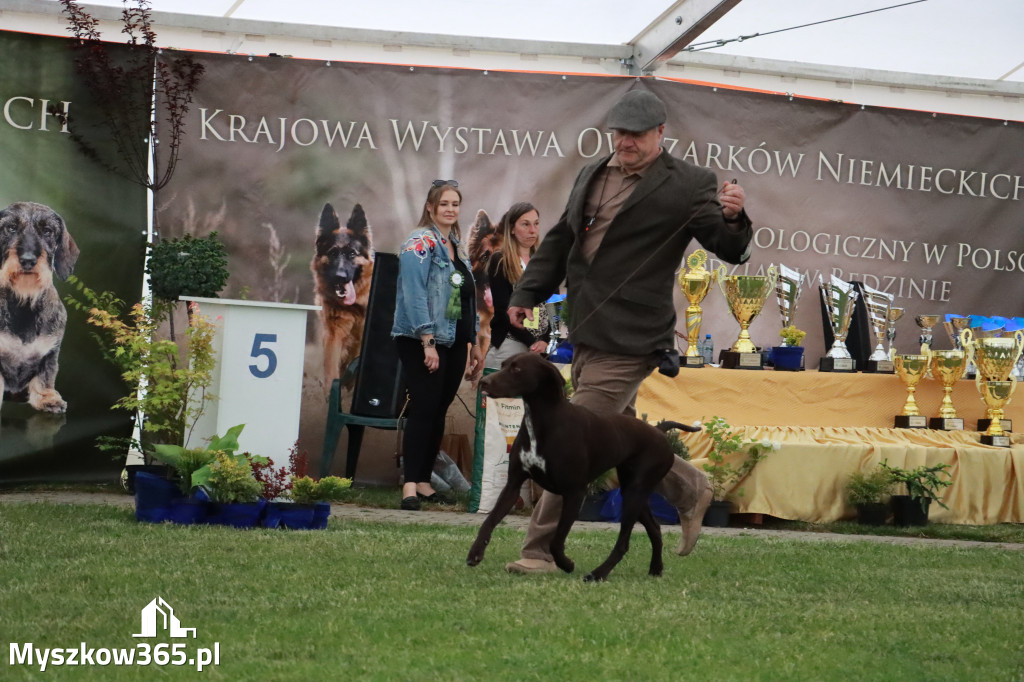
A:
<box><xmin>467</xmin><ymin>209</ymin><xmax>501</xmax><ymax>358</ymax></box>
<box><xmin>311</xmin><ymin>203</ymin><xmax>374</xmax><ymax>388</ymax></box>
<box><xmin>0</xmin><ymin>201</ymin><xmax>80</xmax><ymax>414</ymax></box>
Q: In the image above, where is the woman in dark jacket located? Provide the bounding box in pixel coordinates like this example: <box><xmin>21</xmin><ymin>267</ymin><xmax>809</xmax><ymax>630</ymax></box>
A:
<box><xmin>484</xmin><ymin>202</ymin><xmax>550</xmax><ymax>370</ymax></box>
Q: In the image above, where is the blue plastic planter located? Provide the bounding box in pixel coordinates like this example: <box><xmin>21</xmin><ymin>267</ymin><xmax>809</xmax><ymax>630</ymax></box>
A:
<box><xmin>312</xmin><ymin>502</ymin><xmax>331</xmax><ymax>529</ymax></box>
<box><xmin>134</xmin><ymin>471</ymin><xmax>183</xmax><ymax>523</ymax></box>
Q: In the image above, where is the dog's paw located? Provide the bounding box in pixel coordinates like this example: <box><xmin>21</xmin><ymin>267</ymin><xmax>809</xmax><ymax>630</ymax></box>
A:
<box><xmin>30</xmin><ymin>395</ymin><xmax>66</xmax><ymax>414</ymax></box>
<box><xmin>583</xmin><ymin>572</ymin><xmax>605</xmax><ymax>583</ymax></box>
<box><xmin>466</xmin><ymin>551</ymin><xmax>483</xmax><ymax>567</ymax></box>
<box><xmin>555</xmin><ymin>557</ymin><xmax>574</xmax><ymax>574</ymax></box>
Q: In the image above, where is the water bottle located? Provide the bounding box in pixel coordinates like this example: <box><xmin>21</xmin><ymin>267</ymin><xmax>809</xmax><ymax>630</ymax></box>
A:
<box><xmin>702</xmin><ymin>334</ymin><xmax>714</xmax><ymax>365</ymax></box>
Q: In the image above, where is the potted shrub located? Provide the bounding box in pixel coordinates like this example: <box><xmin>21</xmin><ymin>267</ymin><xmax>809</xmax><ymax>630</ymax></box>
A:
<box><xmin>772</xmin><ymin>326</ymin><xmax>807</xmax><ymax>371</ymax></box>
<box><xmin>879</xmin><ymin>460</ymin><xmax>953</xmax><ymax>526</ymax></box>
<box><xmin>284</xmin><ymin>476</ymin><xmax>352</xmax><ymax>529</ymax></box>
<box><xmin>845</xmin><ymin>466</ymin><xmax>895</xmax><ymax>525</ymax></box>
<box><xmin>64</xmin><ymin>279</ymin><xmax>220</xmax><ymax>487</ymax></box>
<box><xmin>204</xmin><ymin>451</ymin><xmax>265</xmax><ymax>528</ymax></box>
<box><xmin>144</xmin><ymin>424</ymin><xmax>245</xmax><ymax>525</ymax></box>
<box><xmin>700</xmin><ymin>416</ymin><xmax>778</xmax><ymax>527</ymax></box>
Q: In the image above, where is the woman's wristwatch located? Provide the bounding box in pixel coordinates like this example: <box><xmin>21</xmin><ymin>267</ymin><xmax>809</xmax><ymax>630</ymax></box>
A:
<box><xmin>422</xmin><ymin>338</ymin><xmax>436</xmax><ymax>348</ymax></box>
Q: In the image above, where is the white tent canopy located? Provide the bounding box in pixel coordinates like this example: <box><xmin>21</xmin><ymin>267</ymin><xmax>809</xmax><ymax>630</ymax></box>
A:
<box><xmin>2</xmin><ymin>0</ymin><xmax>1022</xmax><ymax>119</ymax></box>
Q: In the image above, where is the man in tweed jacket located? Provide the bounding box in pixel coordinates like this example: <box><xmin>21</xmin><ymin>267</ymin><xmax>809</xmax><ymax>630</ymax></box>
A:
<box><xmin>505</xmin><ymin>89</ymin><xmax>753</xmax><ymax>574</ymax></box>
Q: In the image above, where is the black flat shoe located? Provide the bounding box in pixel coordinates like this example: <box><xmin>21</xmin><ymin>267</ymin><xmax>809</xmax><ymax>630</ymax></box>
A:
<box><xmin>417</xmin><ymin>491</ymin><xmax>455</xmax><ymax>505</ymax></box>
<box><xmin>400</xmin><ymin>496</ymin><xmax>421</xmax><ymax>511</ymax></box>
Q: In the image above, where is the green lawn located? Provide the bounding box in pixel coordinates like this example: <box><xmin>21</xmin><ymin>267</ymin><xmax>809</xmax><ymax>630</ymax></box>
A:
<box><xmin>1</xmin><ymin>502</ymin><xmax>1022</xmax><ymax>681</ymax></box>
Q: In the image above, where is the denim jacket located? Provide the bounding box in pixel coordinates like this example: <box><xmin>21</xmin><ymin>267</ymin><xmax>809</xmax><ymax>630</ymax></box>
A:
<box><xmin>391</xmin><ymin>224</ymin><xmax>478</xmax><ymax>347</ymax></box>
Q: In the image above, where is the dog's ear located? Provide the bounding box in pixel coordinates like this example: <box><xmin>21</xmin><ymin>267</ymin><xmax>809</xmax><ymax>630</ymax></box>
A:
<box><xmin>468</xmin><ymin>210</ymin><xmax>490</xmax><ymax>248</ymax></box>
<box><xmin>347</xmin><ymin>204</ymin><xmax>368</xmax><ymax>238</ymax></box>
<box><xmin>54</xmin><ymin>214</ymin><xmax>79</xmax><ymax>280</ymax></box>
<box><xmin>539</xmin><ymin>356</ymin><xmax>567</xmax><ymax>399</ymax></box>
<box><xmin>318</xmin><ymin>203</ymin><xmax>339</xmax><ymax>238</ymax></box>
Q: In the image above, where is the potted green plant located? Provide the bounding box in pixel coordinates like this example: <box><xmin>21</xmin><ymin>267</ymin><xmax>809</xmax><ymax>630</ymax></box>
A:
<box><xmin>204</xmin><ymin>451</ymin><xmax>265</xmax><ymax>528</ymax></box>
<box><xmin>879</xmin><ymin>460</ymin><xmax>953</xmax><ymax>526</ymax></box>
<box><xmin>699</xmin><ymin>416</ymin><xmax>777</xmax><ymax>527</ymax></box>
<box><xmin>772</xmin><ymin>326</ymin><xmax>807</xmax><ymax>371</ymax></box>
<box><xmin>845</xmin><ymin>466</ymin><xmax>895</xmax><ymax>525</ymax></box>
<box><xmin>64</xmin><ymin>278</ymin><xmax>220</xmax><ymax>487</ymax></box>
<box><xmin>285</xmin><ymin>476</ymin><xmax>352</xmax><ymax>529</ymax></box>
<box><xmin>146</xmin><ymin>232</ymin><xmax>230</xmax><ymax>341</ymax></box>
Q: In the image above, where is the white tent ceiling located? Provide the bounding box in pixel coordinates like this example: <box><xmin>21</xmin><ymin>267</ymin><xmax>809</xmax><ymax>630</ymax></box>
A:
<box><xmin>32</xmin><ymin>0</ymin><xmax>1024</xmax><ymax>83</ymax></box>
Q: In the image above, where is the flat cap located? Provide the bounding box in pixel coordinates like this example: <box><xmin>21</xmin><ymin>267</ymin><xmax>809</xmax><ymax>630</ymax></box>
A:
<box><xmin>606</xmin><ymin>90</ymin><xmax>667</xmax><ymax>132</ymax></box>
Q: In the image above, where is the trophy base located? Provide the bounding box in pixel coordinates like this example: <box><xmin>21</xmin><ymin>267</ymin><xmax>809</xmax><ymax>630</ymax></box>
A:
<box><xmin>977</xmin><ymin>418</ymin><xmax>1012</xmax><ymax>434</ymax></box>
<box><xmin>863</xmin><ymin>359</ymin><xmax>895</xmax><ymax>374</ymax></box>
<box><xmin>819</xmin><ymin>357</ymin><xmax>857</xmax><ymax>373</ymax></box>
<box><xmin>681</xmin><ymin>355</ymin><xmax>705</xmax><ymax>368</ymax></box>
<box><xmin>929</xmin><ymin>417</ymin><xmax>964</xmax><ymax>431</ymax></box>
<box><xmin>894</xmin><ymin>415</ymin><xmax>928</xmax><ymax>429</ymax></box>
<box><xmin>980</xmin><ymin>434</ymin><xmax>1011</xmax><ymax>447</ymax></box>
<box><xmin>719</xmin><ymin>350</ymin><xmax>763</xmax><ymax>370</ymax></box>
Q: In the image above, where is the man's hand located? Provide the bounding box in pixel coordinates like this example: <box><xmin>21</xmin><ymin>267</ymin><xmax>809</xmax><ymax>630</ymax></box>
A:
<box><xmin>507</xmin><ymin>305</ymin><xmax>534</xmax><ymax>329</ymax></box>
<box><xmin>529</xmin><ymin>340</ymin><xmax>547</xmax><ymax>354</ymax></box>
<box><xmin>720</xmin><ymin>180</ymin><xmax>745</xmax><ymax>220</ymax></box>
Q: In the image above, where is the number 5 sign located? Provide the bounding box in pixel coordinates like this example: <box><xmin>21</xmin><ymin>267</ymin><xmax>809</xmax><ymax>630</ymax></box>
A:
<box><xmin>181</xmin><ymin>297</ymin><xmax>320</xmax><ymax>461</ymax></box>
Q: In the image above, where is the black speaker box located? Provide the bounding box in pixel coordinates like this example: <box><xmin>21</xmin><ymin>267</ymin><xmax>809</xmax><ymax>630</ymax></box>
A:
<box><xmin>818</xmin><ymin>280</ymin><xmax>874</xmax><ymax>367</ymax></box>
<box><xmin>350</xmin><ymin>253</ymin><xmax>406</xmax><ymax>418</ymax></box>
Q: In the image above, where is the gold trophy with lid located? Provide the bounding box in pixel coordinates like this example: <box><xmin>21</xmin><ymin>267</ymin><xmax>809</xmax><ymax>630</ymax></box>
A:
<box><xmin>961</xmin><ymin>328</ymin><xmax>1024</xmax><ymax>446</ymax></box>
<box><xmin>677</xmin><ymin>250</ymin><xmax>716</xmax><ymax>368</ymax></box>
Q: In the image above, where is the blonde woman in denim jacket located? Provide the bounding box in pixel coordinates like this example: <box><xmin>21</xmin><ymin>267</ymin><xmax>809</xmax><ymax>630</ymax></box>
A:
<box><xmin>391</xmin><ymin>180</ymin><xmax>483</xmax><ymax>510</ymax></box>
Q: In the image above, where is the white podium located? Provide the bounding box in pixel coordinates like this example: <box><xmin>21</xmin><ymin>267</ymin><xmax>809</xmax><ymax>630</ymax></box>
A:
<box><xmin>181</xmin><ymin>297</ymin><xmax>319</xmax><ymax>462</ymax></box>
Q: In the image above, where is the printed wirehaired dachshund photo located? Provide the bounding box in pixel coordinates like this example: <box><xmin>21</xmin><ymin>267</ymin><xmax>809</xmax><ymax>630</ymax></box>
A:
<box><xmin>0</xmin><ymin>202</ymin><xmax>80</xmax><ymax>414</ymax></box>
<box><xmin>311</xmin><ymin>202</ymin><xmax>374</xmax><ymax>388</ymax></box>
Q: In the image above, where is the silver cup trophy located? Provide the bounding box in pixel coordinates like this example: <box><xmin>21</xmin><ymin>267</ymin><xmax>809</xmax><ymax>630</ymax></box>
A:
<box><xmin>819</xmin><ymin>275</ymin><xmax>859</xmax><ymax>371</ymax></box>
<box><xmin>544</xmin><ymin>294</ymin><xmax>565</xmax><ymax>356</ymax></box>
<box><xmin>861</xmin><ymin>283</ymin><xmax>895</xmax><ymax>373</ymax></box>
<box><xmin>887</xmin><ymin>306</ymin><xmax>905</xmax><ymax>360</ymax></box>
<box><xmin>775</xmin><ymin>264</ymin><xmax>805</xmax><ymax>345</ymax></box>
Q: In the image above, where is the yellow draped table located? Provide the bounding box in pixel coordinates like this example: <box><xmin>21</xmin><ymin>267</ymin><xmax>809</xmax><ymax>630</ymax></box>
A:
<box><xmin>637</xmin><ymin>368</ymin><xmax>1024</xmax><ymax>525</ymax></box>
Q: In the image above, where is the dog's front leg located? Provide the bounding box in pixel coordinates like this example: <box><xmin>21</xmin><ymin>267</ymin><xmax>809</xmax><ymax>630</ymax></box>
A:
<box><xmin>548</xmin><ymin>490</ymin><xmax>584</xmax><ymax>574</ymax></box>
<box><xmin>466</xmin><ymin>467</ymin><xmax>529</xmax><ymax>567</ymax></box>
<box><xmin>27</xmin><ymin>355</ymin><xmax>66</xmax><ymax>414</ymax></box>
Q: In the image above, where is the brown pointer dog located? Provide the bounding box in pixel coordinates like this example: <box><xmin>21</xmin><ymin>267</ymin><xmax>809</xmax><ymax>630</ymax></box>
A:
<box><xmin>0</xmin><ymin>202</ymin><xmax>80</xmax><ymax>414</ymax></box>
<box><xmin>467</xmin><ymin>352</ymin><xmax>700</xmax><ymax>582</ymax></box>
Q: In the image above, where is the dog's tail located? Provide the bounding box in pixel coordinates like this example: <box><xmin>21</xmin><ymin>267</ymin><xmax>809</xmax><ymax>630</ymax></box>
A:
<box><xmin>655</xmin><ymin>420</ymin><xmax>701</xmax><ymax>433</ymax></box>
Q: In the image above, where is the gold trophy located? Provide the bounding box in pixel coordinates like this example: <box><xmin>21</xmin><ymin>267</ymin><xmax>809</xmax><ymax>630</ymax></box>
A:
<box><xmin>716</xmin><ymin>264</ymin><xmax>778</xmax><ymax>369</ymax></box>
<box><xmin>961</xmin><ymin>328</ymin><xmax>1024</xmax><ymax>445</ymax></box>
<box><xmin>976</xmin><ymin>381</ymin><xmax>1015</xmax><ymax>445</ymax></box>
<box><xmin>928</xmin><ymin>350</ymin><xmax>967</xmax><ymax>430</ymax></box>
<box><xmin>677</xmin><ymin>250</ymin><xmax>716</xmax><ymax>368</ymax></box>
<box><xmin>943</xmin><ymin>314</ymin><xmax>974</xmax><ymax>377</ymax></box>
<box><xmin>914</xmin><ymin>314</ymin><xmax>941</xmax><ymax>354</ymax></box>
<box><xmin>819</xmin><ymin>275</ymin><xmax>859</xmax><ymax>372</ymax></box>
<box><xmin>893</xmin><ymin>353</ymin><xmax>931</xmax><ymax>428</ymax></box>
<box><xmin>886</xmin><ymin>306</ymin><xmax>904</xmax><ymax>360</ymax></box>
<box><xmin>861</xmin><ymin>283</ymin><xmax>895</xmax><ymax>373</ymax></box>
